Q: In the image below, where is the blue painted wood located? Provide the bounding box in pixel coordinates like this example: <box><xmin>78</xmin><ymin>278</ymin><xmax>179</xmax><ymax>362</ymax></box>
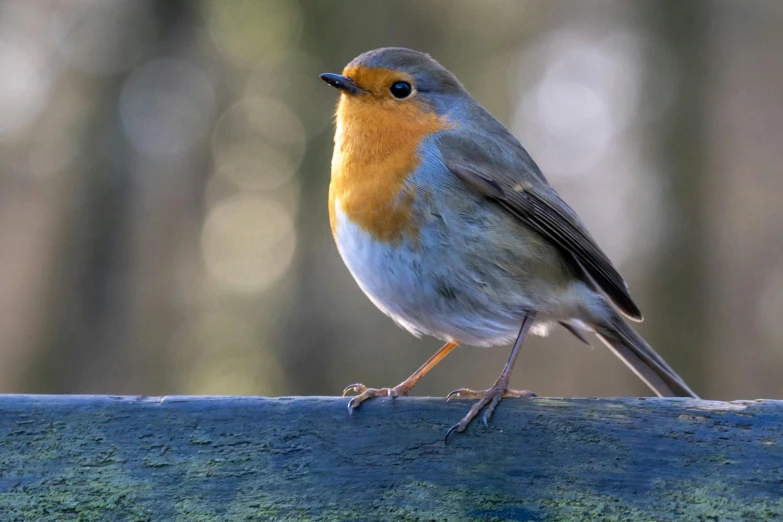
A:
<box><xmin>0</xmin><ymin>395</ymin><xmax>781</xmax><ymax>521</ymax></box>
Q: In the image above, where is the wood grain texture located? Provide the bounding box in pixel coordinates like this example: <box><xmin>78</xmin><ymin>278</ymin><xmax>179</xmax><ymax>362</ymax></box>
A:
<box><xmin>0</xmin><ymin>395</ymin><xmax>781</xmax><ymax>521</ymax></box>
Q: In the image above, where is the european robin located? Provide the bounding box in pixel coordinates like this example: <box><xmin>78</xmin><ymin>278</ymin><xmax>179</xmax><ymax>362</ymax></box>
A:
<box><xmin>320</xmin><ymin>47</ymin><xmax>698</xmax><ymax>437</ymax></box>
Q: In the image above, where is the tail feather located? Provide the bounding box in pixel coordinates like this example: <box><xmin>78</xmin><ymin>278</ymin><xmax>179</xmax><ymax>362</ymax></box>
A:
<box><xmin>595</xmin><ymin>316</ymin><xmax>698</xmax><ymax>399</ymax></box>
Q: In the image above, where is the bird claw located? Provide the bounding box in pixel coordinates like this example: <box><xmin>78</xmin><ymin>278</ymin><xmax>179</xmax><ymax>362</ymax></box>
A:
<box><xmin>446</xmin><ymin>387</ymin><xmax>536</xmax><ymax>402</ymax></box>
<box><xmin>444</xmin><ymin>423</ymin><xmax>463</xmax><ymax>443</ymax></box>
<box><xmin>342</xmin><ymin>383</ymin><xmax>411</xmax><ymax>414</ymax></box>
<box><xmin>342</xmin><ymin>383</ymin><xmax>368</xmax><ymax>397</ymax></box>
<box><xmin>444</xmin><ymin>385</ymin><xmax>536</xmax><ymax>441</ymax></box>
<box><xmin>446</xmin><ymin>388</ymin><xmax>483</xmax><ymax>401</ymax></box>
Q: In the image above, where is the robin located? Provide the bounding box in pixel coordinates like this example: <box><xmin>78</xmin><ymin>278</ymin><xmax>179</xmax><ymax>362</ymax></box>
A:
<box><xmin>320</xmin><ymin>47</ymin><xmax>698</xmax><ymax>438</ymax></box>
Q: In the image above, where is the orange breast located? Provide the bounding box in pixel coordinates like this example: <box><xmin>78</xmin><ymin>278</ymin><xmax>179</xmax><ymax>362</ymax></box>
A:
<box><xmin>329</xmin><ymin>91</ymin><xmax>450</xmax><ymax>246</ymax></box>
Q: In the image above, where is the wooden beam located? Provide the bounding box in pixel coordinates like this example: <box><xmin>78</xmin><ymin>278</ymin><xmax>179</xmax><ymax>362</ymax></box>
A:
<box><xmin>0</xmin><ymin>395</ymin><xmax>781</xmax><ymax>520</ymax></box>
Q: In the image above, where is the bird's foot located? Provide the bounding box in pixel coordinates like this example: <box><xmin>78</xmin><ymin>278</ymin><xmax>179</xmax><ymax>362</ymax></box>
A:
<box><xmin>445</xmin><ymin>382</ymin><xmax>535</xmax><ymax>441</ymax></box>
<box><xmin>342</xmin><ymin>383</ymin><xmax>411</xmax><ymax>413</ymax></box>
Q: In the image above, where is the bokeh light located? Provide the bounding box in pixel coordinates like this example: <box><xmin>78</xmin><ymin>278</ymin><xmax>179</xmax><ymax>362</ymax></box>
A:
<box><xmin>244</xmin><ymin>52</ymin><xmax>334</xmax><ymax>139</ymax></box>
<box><xmin>212</xmin><ymin>97</ymin><xmax>306</xmax><ymax>191</ymax></box>
<box><xmin>201</xmin><ymin>195</ymin><xmax>296</xmax><ymax>294</ymax></box>
<box><xmin>511</xmin><ymin>30</ymin><xmax>668</xmax><ymax>267</ymax></box>
<box><xmin>0</xmin><ymin>40</ymin><xmax>50</xmax><ymax>139</ymax></box>
<box><xmin>207</xmin><ymin>0</ymin><xmax>302</xmax><ymax>68</ymax></box>
<box><xmin>120</xmin><ymin>58</ymin><xmax>216</xmax><ymax>158</ymax></box>
<box><xmin>512</xmin><ymin>30</ymin><xmax>643</xmax><ymax>178</ymax></box>
<box><xmin>169</xmin><ymin>312</ymin><xmax>284</xmax><ymax>395</ymax></box>
<box><xmin>54</xmin><ymin>1</ymin><xmax>155</xmax><ymax>76</ymax></box>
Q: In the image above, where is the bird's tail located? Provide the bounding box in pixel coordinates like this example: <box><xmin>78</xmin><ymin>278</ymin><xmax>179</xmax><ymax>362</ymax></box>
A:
<box><xmin>594</xmin><ymin>314</ymin><xmax>698</xmax><ymax>398</ymax></box>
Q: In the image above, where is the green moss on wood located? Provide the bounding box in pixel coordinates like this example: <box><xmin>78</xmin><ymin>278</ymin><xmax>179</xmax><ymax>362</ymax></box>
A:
<box><xmin>0</xmin><ymin>396</ymin><xmax>781</xmax><ymax>521</ymax></box>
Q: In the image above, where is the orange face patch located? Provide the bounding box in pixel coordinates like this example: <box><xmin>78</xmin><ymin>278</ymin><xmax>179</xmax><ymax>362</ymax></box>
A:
<box><xmin>341</xmin><ymin>66</ymin><xmax>415</xmax><ymax>99</ymax></box>
<box><xmin>328</xmin><ymin>66</ymin><xmax>450</xmax><ymax>245</ymax></box>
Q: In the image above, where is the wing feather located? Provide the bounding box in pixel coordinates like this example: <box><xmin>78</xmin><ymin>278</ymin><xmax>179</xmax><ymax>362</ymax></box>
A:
<box><xmin>442</xmin><ymin>134</ymin><xmax>642</xmax><ymax>321</ymax></box>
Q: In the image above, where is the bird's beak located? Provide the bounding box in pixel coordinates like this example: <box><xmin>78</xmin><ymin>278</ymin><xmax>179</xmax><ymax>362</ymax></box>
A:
<box><xmin>320</xmin><ymin>73</ymin><xmax>365</xmax><ymax>95</ymax></box>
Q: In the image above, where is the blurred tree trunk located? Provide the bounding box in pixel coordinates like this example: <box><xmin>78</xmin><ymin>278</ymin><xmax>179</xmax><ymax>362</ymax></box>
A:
<box><xmin>26</xmin><ymin>91</ymin><xmax>128</xmax><ymax>392</ymax></box>
<box><xmin>641</xmin><ymin>1</ymin><xmax>711</xmax><ymax>395</ymax></box>
<box><xmin>26</xmin><ymin>1</ymin><xmax>198</xmax><ymax>393</ymax></box>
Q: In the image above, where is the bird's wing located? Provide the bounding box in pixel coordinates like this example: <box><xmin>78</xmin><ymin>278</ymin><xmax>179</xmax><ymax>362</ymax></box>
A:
<box><xmin>438</xmin><ymin>132</ymin><xmax>642</xmax><ymax>321</ymax></box>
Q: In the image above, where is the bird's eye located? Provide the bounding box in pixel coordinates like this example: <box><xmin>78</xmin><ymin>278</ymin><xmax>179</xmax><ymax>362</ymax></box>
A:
<box><xmin>389</xmin><ymin>81</ymin><xmax>412</xmax><ymax>99</ymax></box>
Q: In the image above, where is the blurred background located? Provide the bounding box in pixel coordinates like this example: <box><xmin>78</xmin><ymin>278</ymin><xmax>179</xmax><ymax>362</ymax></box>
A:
<box><xmin>1</xmin><ymin>0</ymin><xmax>781</xmax><ymax>400</ymax></box>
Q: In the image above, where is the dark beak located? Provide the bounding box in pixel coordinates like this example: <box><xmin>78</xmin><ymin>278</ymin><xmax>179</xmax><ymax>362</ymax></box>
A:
<box><xmin>320</xmin><ymin>73</ymin><xmax>365</xmax><ymax>95</ymax></box>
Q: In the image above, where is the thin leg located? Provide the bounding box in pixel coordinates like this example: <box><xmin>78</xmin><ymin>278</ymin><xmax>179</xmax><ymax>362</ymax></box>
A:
<box><xmin>343</xmin><ymin>341</ymin><xmax>459</xmax><ymax>412</ymax></box>
<box><xmin>446</xmin><ymin>313</ymin><xmax>536</xmax><ymax>441</ymax></box>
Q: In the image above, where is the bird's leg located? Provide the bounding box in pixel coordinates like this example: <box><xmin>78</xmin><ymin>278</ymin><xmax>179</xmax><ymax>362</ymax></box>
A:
<box><xmin>343</xmin><ymin>341</ymin><xmax>459</xmax><ymax>412</ymax></box>
<box><xmin>446</xmin><ymin>313</ymin><xmax>536</xmax><ymax>440</ymax></box>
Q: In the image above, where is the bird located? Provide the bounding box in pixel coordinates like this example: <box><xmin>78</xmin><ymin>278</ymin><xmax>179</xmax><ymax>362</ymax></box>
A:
<box><xmin>319</xmin><ymin>47</ymin><xmax>698</xmax><ymax>438</ymax></box>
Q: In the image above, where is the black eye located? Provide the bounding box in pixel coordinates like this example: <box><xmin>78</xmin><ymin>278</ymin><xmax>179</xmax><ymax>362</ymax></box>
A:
<box><xmin>389</xmin><ymin>81</ymin><xmax>412</xmax><ymax>99</ymax></box>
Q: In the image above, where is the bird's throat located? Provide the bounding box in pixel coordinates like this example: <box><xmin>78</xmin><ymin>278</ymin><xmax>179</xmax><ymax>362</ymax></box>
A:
<box><xmin>328</xmin><ymin>96</ymin><xmax>449</xmax><ymax>245</ymax></box>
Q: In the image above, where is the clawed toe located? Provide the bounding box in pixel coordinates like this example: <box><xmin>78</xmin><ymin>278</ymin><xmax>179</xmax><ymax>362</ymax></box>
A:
<box><xmin>342</xmin><ymin>342</ymin><xmax>459</xmax><ymax>414</ymax></box>
<box><xmin>504</xmin><ymin>389</ymin><xmax>536</xmax><ymax>398</ymax></box>
<box><xmin>342</xmin><ymin>383</ymin><xmax>411</xmax><ymax>413</ymax></box>
<box><xmin>445</xmin><ymin>385</ymin><xmax>536</xmax><ymax>442</ymax></box>
<box><xmin>446</xmin><ymin>387</ymin><xmax>536</xmax><ymax>401</ymax></box>
<box><xmin>445</xmin><ymin>386</ymin><xmax>503</xmax><ymax>441</ymax></box>
<box><xmin>342</xmin><ymin>383</ymin><xmax>368</xmax><ymax>396</ymax></box>
<box><xmin>446</xmin><ymin>388</ymin><xmax>483</xmax><ymax>401</ymax></box>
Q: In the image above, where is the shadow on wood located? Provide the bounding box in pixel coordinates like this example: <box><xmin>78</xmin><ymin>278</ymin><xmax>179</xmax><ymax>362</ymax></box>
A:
<box><xmin>0</xmin><ymin>395</ymin><xmax>781</xmax><ymax>521</ymax></box>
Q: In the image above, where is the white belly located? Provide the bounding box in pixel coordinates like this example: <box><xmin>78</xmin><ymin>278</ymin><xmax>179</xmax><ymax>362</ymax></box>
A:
<box><xmin>332</xmin><ymin>203</ymin><xmax>562</xmax><ymax>346</ymax></box>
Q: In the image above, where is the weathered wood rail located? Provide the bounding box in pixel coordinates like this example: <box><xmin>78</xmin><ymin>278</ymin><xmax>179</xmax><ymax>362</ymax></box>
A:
<box><xmin>0</xmin><ymin>395</ymin><xmax>781</xmax><ymax>521</ymax></box>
